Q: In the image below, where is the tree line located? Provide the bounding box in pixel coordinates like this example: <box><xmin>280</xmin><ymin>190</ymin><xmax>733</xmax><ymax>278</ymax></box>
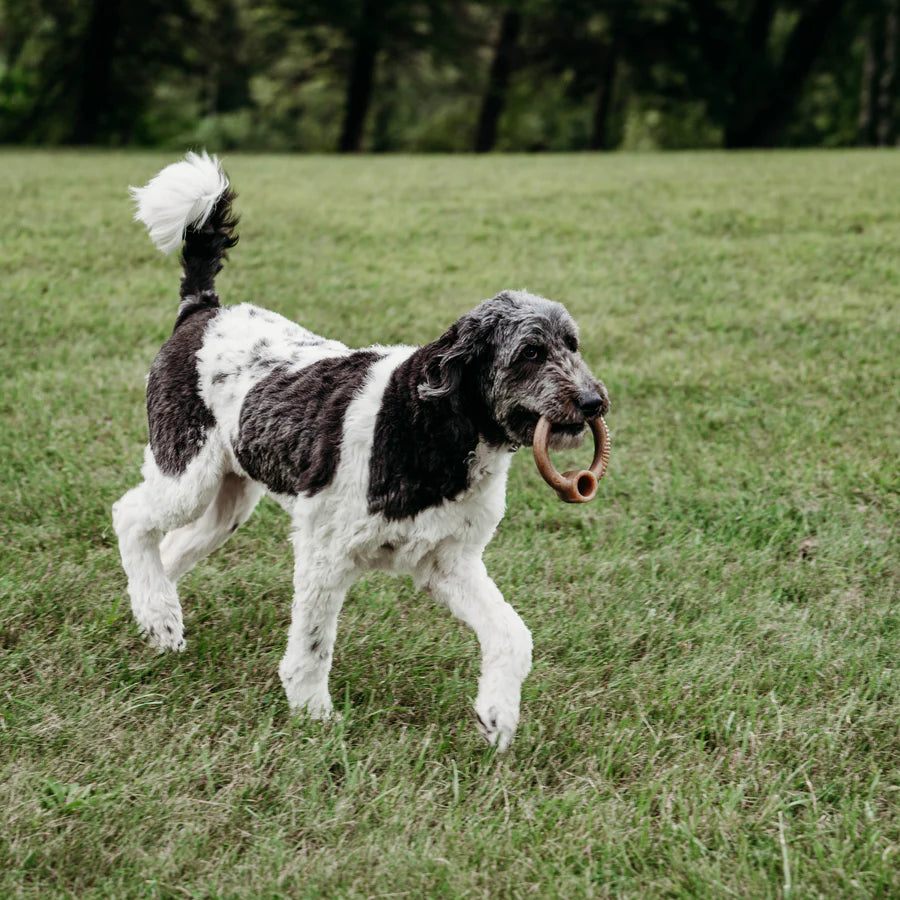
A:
<box><xmin>1</xmin><ymin>0</ymin><xmax>897</xmax><ymax>151</ymax></box>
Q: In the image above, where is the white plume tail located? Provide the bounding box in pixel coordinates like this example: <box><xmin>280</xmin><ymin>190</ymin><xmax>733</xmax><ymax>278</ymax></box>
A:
<box><xmin>130</xmin><ymin>151</ymin><xmax>229</xmax><ymax>254</ymax></box>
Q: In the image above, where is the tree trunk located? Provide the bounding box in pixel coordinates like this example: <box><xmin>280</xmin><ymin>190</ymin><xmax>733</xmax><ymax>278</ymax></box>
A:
<box><xmin>858</xmin><ymin>19</ymin><xmax>879</xmax><ymax>145</ymax></box>
<box><xmin>724</xmin><ymin>0</ymin><xmax>847</xmax><ymax>147</ymax></box>
<box><xmin>474</xmin><ymin>10</ymin><xmax>521</xmax><ymax>153</ymax></box>
<box><xmin>589</xmin><ymin>46</ymin><xmax>618</xmax><ymax>150</ymax></box>
<box><xmin>371</xmin><ymin>63</ymin><xmax>397</xmax><ymax>152</ymax></box>
<box><xmin>877</xmin><ymin>0</ymin><xmax>898</xmax><ymax>145</ymax></box>
<box><xmin>338</xmin><ymin>0</ymin><xmax>385</xmax><ymax>153</ymax></box>
<box><xmin>70</xmin><ymin>0</ymin><xmax>121</xmax><ymax>144</ymax></box>
<box><xmin>726</xmin><ymin>0</ymin><xmax>777</xmax><ymax>133</ymax></box>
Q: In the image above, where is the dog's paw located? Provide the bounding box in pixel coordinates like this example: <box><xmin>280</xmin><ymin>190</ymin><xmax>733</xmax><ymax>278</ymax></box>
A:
<box><xmin>130</xmin><ymin>581</ymin><xmax>185</xmax><ymax>652</ymax></box>
<box><xmin>137</xmin><ymin>616</ymin><xmax>185</xmax><ymax>653</ymax></box>
<box><xmin>281</xmin><ymin>676</ymin><xmax>334</xmax><ymax>720</ymax></box>
<box><xmin>303</xmin><ymin>696</ymin><xmax>334</xmax><ymax>721</ymax></box>
<box><xmin>288</xmin><ymin>697</ymin><xmax>336</xmax><ymax>723</ymax></box>
<box><xmin>475</xmin><ymin>701</ymin><xmax>518</xmax><ymax>752</ymax></box>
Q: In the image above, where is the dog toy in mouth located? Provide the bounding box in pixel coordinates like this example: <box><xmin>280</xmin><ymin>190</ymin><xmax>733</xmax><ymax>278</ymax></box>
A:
<box><xmin>532</xmin><ymin>416</ymin><xmax>610</xmax><ymax>503</ymax></box>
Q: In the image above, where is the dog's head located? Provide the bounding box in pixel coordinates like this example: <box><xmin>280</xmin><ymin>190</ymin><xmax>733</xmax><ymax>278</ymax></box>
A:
<box><xmin>418</xmin><ymin>290</ymin><xmax>608</xmax><ymax>449</ymax></box>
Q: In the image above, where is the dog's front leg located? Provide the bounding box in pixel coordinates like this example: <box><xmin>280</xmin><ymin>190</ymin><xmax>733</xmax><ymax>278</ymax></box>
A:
<box><xmin>279</xmin><ymin>539</ymin><xmax>356</xmax><ymax>720</ymax></box>
<box><xmin>426</xmin><ymin>554</ymin><xmax>533</xmax><ymax>751</ymax></box>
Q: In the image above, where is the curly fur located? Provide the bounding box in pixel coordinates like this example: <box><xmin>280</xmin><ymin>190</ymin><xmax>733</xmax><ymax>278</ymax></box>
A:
<box><xmin>112</xmin><ymin>152</ymin><xmax>609</xmax><ymax>751</ymax></box>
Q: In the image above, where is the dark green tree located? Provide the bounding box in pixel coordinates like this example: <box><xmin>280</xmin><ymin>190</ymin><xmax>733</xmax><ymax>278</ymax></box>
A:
<box><xmin>0</xmin><ymin>0</ymin><xmax>197</xmax><ymax>144</ymax></box>
<box><xmin>625</xmin><ymin>0</ymin><xmax>857</xmax><ymax>147</ymax></box>
<box><xmin>474</xmin><ymin>7</ymin><xmax>521</xmax><ymax>151</ymax></box>
<box><xmin>524</xmin><ymin>1</ymin><xmax>626</xmax><ymax>150</ymax></box>
<box><xmin>857</xmin><ymin>0</ymin><xmax>899</xmax><ymax>143</ymax></box>
<box><xmin>277</xmin><ymin>0</ymin><xmax>473</xmax><ymax>152</ymax></box>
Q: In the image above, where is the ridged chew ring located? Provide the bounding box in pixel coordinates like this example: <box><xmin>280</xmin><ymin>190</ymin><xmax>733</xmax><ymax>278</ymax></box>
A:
<box><xmin>532</xmin><ymin>416</ymin><xmax>610</xmax><ymax>503</ymax></box>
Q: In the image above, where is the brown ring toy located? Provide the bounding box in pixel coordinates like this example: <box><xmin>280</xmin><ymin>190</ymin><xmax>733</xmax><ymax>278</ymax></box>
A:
<box><xmin>532</xmin><ymin>416</ymin><xmax>610</xmax><ymax>503</ymax></box>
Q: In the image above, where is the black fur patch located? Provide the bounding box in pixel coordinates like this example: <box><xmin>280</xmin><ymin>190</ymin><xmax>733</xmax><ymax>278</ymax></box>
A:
<box><xmin>234</xmin><ymin>351</ymin><xmax>380</xmax><ymax>496</ymax></box>
<box><xmin>367</xmin><ymin>330</ymin><xmax>505</xmax><ymax>521</ymax></box>
<box><xmin>147</xmin><ymin>308</ymin><xmax>220</xmax><ymax>475</ymax></box>
<box><xmin>180</xmin><ymin>187</ymin><xmax>239</xmax><ymax>302</ymax></box>
<box><xmin>174</xmin><ymin>290</ymin><xmax>221</xmax><ymax>330</ymax></box>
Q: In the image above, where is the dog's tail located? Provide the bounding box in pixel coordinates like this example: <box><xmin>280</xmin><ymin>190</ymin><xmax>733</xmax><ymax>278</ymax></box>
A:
<box><xmin>130</xmin><ymin>151</ymin><xmax>238</xmax><ymax>314</ymax></box>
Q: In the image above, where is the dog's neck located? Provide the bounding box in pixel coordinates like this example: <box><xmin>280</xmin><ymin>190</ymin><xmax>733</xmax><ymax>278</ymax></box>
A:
<box><xmin>366</xmin><ymin>344</ymin><xmax>511</xmax><ymax>521</ymax></box>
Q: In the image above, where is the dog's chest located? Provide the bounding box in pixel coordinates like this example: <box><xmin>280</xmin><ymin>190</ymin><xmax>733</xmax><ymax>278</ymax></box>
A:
<box><xmin>352</xmin><ymin>445</ymin><xmax>513</xmax><ymax>575</ymax></box>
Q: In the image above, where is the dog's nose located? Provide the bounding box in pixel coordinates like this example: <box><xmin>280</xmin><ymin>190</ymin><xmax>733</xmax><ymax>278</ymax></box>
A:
<box><xmin>577</xmin><ymin>390</ymin><xmax>607</xmax><ymax>419</ymax></box>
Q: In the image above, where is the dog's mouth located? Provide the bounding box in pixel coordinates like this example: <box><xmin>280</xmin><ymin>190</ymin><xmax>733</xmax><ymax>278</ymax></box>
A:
<box><xmin>506</xmin><ymin>408</ymin><xmax>587</xmax><ymax>447</ymax></box>
<box><xmin>543</xmin><ymin>419</ymin><xmax>588</xmax><ymax>450</ymax></box>
<box><xmin>548</xmin><ymin>421</ymin><xmax>587</xmax><ymax>437</ymax></box>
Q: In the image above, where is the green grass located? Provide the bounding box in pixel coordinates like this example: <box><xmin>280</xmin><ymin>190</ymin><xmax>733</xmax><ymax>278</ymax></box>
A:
<box><xmin>1</xmin><ymin>149</ymin><xmax>898</xmax><ymax>898</ymax></box>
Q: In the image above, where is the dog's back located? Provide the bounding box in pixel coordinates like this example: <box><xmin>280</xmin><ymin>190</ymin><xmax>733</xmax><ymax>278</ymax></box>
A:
<box><xmin>132</xmin><ymin>153</ymin><xmax>368</xmax><ymax>488</ymax></box>
<box><xmin>116</xmin><ymin>152</ymin><xmax>607</xmax><ymax>750</ymax></box>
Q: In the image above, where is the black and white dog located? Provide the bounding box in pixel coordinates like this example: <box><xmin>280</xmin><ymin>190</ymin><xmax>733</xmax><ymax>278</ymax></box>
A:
<box><xmin>113</xmin><ymin>152</ymin><xmax>608</xmax><ymax>750</ymax></box>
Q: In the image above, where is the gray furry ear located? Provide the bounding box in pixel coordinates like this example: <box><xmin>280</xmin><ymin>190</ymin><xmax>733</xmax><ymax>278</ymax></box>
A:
<box><xmin>418</xmin><ymin>322</ymin><xmax>471</xmax><ymax>400</ymax></box>
<box><xmin>417</xmin><ymin>301</ymin><xmax>509</xmax><ymax>401</ymax></box>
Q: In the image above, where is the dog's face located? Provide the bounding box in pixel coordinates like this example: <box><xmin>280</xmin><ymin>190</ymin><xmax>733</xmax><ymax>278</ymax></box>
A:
<box><xmin>420</xmin><ymin>291</ymin><xmax>609</xmax><ymax>449</ymax></box>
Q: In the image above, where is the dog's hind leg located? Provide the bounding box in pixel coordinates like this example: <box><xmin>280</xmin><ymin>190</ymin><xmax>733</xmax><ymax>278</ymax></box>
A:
<box><xmin>160</xmin><ymin>474</ymin><xmax>264</xmax><ymax>581</ymax></box>
<box><xmin>425</xmin><ymin>553</ymin><xmax>533</xmax><ymax>752</ymax></box>
<box><xmin>278</xmin><ymin>531</ymin><xmax>356</xmax><ymax>719</ymax></box>
<box><xmin>112</xmin><ymin>442</ymin><xmax>226</xmax><ymax>651</ymax></box>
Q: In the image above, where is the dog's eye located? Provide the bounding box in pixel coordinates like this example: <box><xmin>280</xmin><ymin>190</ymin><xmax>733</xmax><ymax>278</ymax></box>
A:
<box><xmin>564</xmin><ymin>335</ymin><xmax>578</xmax><ymax>352</ymax></box>
<box><xmin>521</xmin><ymin>345</ymin><xmax>545</xmax><ymax>363</ymax></box>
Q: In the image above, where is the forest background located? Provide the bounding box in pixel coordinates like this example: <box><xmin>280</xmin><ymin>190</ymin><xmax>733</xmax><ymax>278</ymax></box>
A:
<box><xmin>2</xmin><ymin>0</ymin><xmax>900</xmax><ymax>153</ymax></box>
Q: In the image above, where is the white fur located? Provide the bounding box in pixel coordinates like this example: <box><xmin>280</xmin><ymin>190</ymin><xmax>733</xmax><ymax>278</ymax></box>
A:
<box><xmin>130</xmin><ymin>151</ymin><xmax>229</xmax><ymax>254</ymax></box>
<box><xmin>195</xmin><ymin>303</ymin><xmax>349</xmax><ymax>449</ymax></box>
<box><xmin>114</xmin><ymin>152</ymin><xmax>579</xmax><ymax>751</ymax></box>
<box><xmin>113</xmin><ymin>305</ymin><xmax>531</xmax><ymax>751</ymax></box>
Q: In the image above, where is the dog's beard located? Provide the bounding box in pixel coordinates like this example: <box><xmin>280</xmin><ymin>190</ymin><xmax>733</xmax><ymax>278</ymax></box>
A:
<box><xmin>500</xmin><ymin>406</ymin><xmax>587</xmax><ymax>449</ymax></box>
<box><xmin>545</xmin><ymin>421</ymin><xmax>587</xmax><ymax>450</ymax></box>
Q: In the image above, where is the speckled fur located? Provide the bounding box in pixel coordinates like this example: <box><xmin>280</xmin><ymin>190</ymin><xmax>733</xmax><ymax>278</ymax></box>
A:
<box><xmin>113</xmin><ymin>153</ymin><xmax>609</xmax><ymax>751</ymax></box>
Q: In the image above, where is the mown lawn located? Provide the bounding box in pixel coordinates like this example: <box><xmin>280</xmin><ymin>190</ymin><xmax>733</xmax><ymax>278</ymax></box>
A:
<box><xmin>1</xmin><ymin>149</ymin><xmax>898</xmax><ymax>898</ymax></box>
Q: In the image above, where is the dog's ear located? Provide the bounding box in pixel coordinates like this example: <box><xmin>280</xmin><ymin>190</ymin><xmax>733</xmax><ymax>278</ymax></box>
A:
<box><xmin>417</xmin><ymin>318</ymin><xmax>483</xmax><ymax>401</ymax></box>
<box><xmin>418</xmin><ymin>322</ymin><xmax>471</xmax><ymax>400</ymax></box>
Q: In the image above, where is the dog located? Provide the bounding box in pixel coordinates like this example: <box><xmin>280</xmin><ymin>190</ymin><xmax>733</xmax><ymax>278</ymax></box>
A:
<box><xmin>112</xmin><ymin>151</ymin><xmax>609</xmax><ymax>750</ymax></box>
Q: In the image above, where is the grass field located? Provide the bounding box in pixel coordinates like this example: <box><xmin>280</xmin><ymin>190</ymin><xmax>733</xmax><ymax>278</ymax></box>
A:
<box><xmin>1</xmin><ymin>149</ymin><xmax>898</xmax><ymax>898</ymax></box>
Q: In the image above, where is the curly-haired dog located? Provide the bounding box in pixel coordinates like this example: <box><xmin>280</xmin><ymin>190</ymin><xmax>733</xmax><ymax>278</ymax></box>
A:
<box><xmin>112</xmin><ymin>152</ymin><xmax>609</xmax><ymax>750</ymax></box>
